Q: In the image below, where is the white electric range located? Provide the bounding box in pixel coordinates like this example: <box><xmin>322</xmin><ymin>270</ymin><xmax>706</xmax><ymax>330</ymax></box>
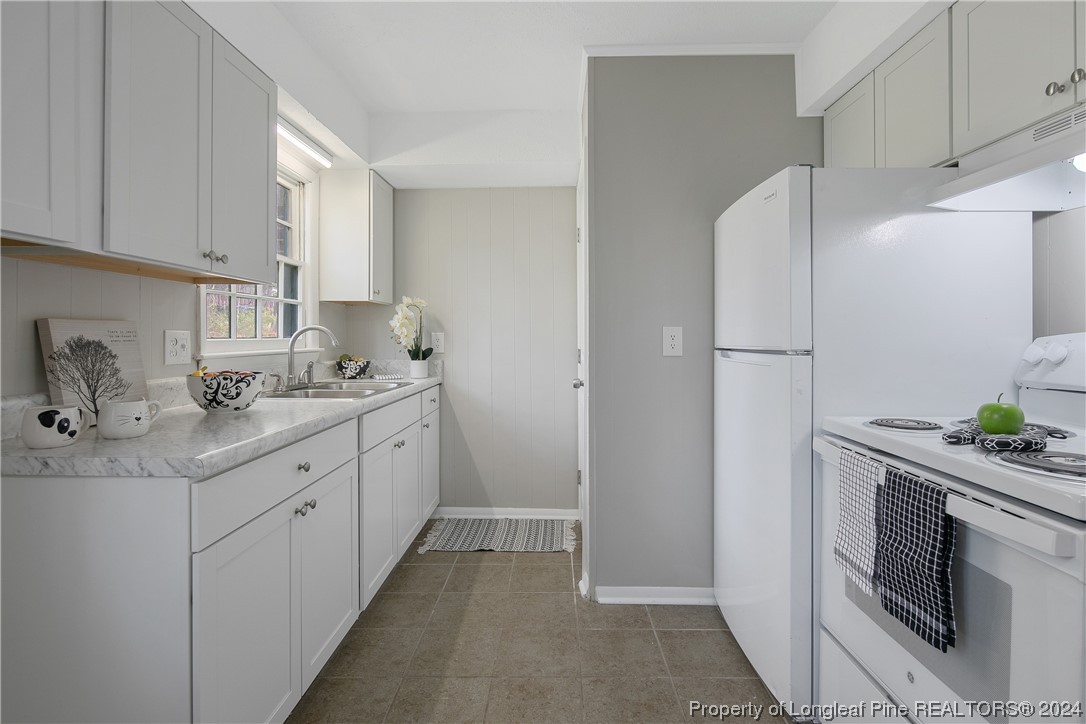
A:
<box><xmin>815</xmin><ymin>334</ymin><xmax>1086</xmax><ymax>724</ymax></box>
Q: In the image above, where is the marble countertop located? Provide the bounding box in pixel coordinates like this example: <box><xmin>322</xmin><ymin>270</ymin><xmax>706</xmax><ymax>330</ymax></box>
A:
<box><xmin>1</xmin><ymin>377</ymin><xmax>442</xmax><ymax>480</ymax></box>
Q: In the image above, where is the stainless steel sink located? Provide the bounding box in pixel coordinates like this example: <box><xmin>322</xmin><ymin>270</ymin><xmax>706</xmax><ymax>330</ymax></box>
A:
<box><xmin>314</xmin><ymin>381</ymin><xmax>412</xmax><ymax>391</ymax></box>
<box><xmin>262</xmin><ymin>380</ymin><xmax>412</xmax><ymax>400</ymax></box>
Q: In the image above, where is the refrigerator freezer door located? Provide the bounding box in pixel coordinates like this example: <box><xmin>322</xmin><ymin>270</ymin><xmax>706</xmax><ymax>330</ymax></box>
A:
<box><xmin>714</xmin><ymin>167</ymin><xmax>812</xmax><ymax>351</ymax></box>
<box><xmin>714</xmin><ymin>349</ymin><xmax>812</xmax><ymax>706</ymax></box>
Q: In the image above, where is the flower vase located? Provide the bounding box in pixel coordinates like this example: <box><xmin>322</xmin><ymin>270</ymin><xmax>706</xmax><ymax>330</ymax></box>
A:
<box><xmin>409</xmin><ymin>359</ymin><xmax>428</xmax><ymax>379</ymax></box>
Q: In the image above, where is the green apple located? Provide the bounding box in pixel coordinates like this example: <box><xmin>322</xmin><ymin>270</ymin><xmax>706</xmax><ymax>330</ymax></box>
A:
<box><xmin>977</xmin><ymin>393</ymin><xmax>1025</xmax><ymax>435</ymax></box>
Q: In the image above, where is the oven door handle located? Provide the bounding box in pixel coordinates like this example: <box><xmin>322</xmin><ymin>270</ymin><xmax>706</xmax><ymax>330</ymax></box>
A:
<box><xmin>814</xmin><ymin>437</ymin><xmax>1077</xmax><ymax>558</ymax></box>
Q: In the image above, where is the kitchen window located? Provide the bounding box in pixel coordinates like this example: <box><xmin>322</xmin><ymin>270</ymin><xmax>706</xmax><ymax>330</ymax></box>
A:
<box><xmin>199</xmin><ymin>170</ymin><xmax>310</xmax><ymax>355</ymax></box>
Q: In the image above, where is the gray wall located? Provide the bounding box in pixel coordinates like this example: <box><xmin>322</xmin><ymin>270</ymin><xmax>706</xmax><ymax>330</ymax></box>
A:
<box><xmin>1033</xmin><ymin>207</ymin><xmax>1085</xmax><ymax>336</ymax></box>
<box><xmin>586</xmin><ymin>56</ymin><xmax>822</xmax><ymax>590</ymax></box>
<box><xmin>337</xmin><ymin>187</ymin><xmax>578</xmax><ymax>510</ymax></box>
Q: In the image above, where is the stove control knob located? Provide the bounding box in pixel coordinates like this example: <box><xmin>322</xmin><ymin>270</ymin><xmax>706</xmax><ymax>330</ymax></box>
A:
<box><xmin>1044</xmin><ymin>344</ymin><xmax>1068</xmax><ymax>365</ymax></box>
<box><xmin>1021</xmin><ymin>344</ymin><xmax>1045</xmax><ymax>364</ymax></box>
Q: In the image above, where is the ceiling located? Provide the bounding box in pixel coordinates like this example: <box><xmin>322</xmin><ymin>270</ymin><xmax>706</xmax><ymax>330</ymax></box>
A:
<box><xmin>269</xmin><ymin>2</ymin><xmax>837</xmax><ymax>187</ymax></box>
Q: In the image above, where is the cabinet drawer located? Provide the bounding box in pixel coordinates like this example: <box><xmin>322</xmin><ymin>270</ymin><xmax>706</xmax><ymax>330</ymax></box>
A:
<box><xmin>421</xmin><ymin>386</ymin><xmax>440</xmax><ymax>417</ymax></box>
<box><xmin>192</xmin><ymin>419</ymin><xmax>358</xmax><ymax>551</ymax></box>
<box><xmin>362</xmin><ymin>393</ymin><xmax>421</xmax><ymax>452</ymax></box>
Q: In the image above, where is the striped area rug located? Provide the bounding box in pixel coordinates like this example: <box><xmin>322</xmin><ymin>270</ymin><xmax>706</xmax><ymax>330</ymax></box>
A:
<box><xmin>418</xmin><ymin>518</ymin><xmax>576</xmax><ymax>553</ymax></box>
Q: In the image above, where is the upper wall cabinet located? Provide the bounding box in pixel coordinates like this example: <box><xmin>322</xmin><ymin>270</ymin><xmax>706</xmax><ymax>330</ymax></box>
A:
<box><xmin>952</xmin><ymin>1</ymin><xmax>1082</xmax><ymax>155</ymax></box>
<box><xmin>823</xmin><ymin>74</ymin><xmax>875</xmax><ymax>168</ymax></box>
<box><xmin>1</xmin><ymin>2</ymin><xmax>104</xmax><ymax>248</ymax></box>
<box><xmin>105</xmin><ymin>1</ymin><xmax>276</xmax><ymax>283</ymax></box>
<box><xmin>319</xmin><ymin>169</ymin><xmax>394</xmax><ymax>304</ymax></box>
<box><xmin>874</xmin><ymin>10</ymin><xmax>952</xmax><ymax>168</ymax></box>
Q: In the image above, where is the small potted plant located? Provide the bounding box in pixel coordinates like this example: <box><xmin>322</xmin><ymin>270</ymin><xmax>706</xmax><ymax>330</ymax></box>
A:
<box><xmin>390</xmin><ymin>296</ymin><xmax>434</xmax><ymax>378</ymax></box>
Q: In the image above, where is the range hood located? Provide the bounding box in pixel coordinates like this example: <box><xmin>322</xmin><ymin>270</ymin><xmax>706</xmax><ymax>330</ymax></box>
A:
<box><xmin>929</xmin><ymin>107</ymin><xmax>1086</xmax><ymax>212</ymax></box>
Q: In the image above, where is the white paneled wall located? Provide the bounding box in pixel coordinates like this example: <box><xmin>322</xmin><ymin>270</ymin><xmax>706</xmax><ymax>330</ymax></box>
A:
<box><xmin>1033</xmin><ymin>207</ymin><xmax>1086</xmax><ymax>337</ymax></box>
<box><xmin>338</xmin><ymin>188</ymin><xmax>578</xmax><ymax>511</ymax></box>
<box><xmin>1</xmin><ymin>259</ymin><xmax>199</xmax><ymax>395</ymax></box>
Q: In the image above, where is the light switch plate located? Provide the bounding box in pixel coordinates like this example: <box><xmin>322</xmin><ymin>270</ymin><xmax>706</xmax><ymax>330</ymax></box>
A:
<box><xmin>164</xmin><ymin>330</ymin><xmax>192</xmax><ymax>366</ymax></box>
<box><xmin>663</xmin><ymin>326</ymin><xmax>683</xmax><ymax>357</ymax></box>
<box><xmin>431</xmin><ymin>332</ymin><xmax>445</xmax><ymax>353</ymax></box>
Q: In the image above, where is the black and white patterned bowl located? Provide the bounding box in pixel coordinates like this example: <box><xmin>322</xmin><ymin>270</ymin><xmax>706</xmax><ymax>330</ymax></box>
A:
<box><xmin>336</xmin><ymin>360</ymin><xmax>370</xmax><ymax>379</ymax></box>
<box><xmin>187</xmin><ymin>371</ymin><xmax>266</xmax><ymax>413</ymax></box>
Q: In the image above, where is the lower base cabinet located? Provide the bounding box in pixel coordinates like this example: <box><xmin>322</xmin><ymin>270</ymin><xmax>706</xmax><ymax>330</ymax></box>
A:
<box><xmin>362</xmin><ymin>437</ymin><xmax>398</xmax><ymax>608</ymax></box>
<box><xmin>422</xmin><ymin>408</ymin><xmax>440</xmax><ymax>518</ymax></box>
<box><xmin>194</xmin><ymin>459</ymin><xmax>358</xmax><ymax>723</ymax></box>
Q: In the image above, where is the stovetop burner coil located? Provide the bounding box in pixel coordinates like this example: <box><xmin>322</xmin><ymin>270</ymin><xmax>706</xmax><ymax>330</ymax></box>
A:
<box><xmin>996</xmin><ymin>451</ymin><xmax>1086</xmax><ymax>478</ymax></box>
<box><xmin>869</xmin><ymin>418</ymin><xmax>942</xmax><ymax>431</ymax></box>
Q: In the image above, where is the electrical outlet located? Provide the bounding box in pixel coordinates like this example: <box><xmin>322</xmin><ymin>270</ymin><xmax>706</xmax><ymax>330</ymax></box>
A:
<box><xmin>164</xmin><ymin>330</ymin><xmax>192</xmax><ymax>366</ymax></box>
<box><xmin>663</xmin><ymin>326</ymin><xmax>683</xmax><ymax>357</ymax></box>
<box><xmin>431</xmin><ymin>332</ymin><xmax>445</xmax><ymax>353</ymax></box>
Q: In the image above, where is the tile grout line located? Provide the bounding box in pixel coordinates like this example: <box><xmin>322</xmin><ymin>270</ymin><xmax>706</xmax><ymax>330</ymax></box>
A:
<box><xmin>648</xmin><ymin>604</ymin><xmax>686</xmax><ymax>720</ymax></box>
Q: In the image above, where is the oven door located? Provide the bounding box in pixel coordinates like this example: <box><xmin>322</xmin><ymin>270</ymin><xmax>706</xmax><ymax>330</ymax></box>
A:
<box><xmin>815</xmin><ymin>436</ymin><xmax>1086</xmax><ymax>724</ymax></box>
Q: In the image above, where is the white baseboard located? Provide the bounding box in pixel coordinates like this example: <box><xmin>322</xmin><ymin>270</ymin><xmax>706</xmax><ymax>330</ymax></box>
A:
<box><xmin>593</xmin><ymin>586</ymin><xmax>717</xmax><ymax>605</ymax></box>
<box><xmin>432</xmin><ymin>507</ymin><xmax>580</xmax><ymax>520</ymax></box>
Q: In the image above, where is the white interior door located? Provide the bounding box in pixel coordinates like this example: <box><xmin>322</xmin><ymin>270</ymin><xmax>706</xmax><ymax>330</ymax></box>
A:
<box><xmin>714</xmin><ymin>349</ymin><xmax>812</xmax><ymax>705</ymax></box>
<box><xmin>576</xmin><ymin>114</ymin><xmax>590</xmax><ymax>596</ymax></box>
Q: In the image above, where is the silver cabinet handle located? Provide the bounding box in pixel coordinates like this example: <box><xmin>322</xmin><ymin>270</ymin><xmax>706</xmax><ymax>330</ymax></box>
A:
<box><xmin>217</xmin><ymin>253</ymin><xmax>229</xmax><ymax>265</ymax></box>
<box><xmin>374</xmin><ymin>288</ymin><xmax>381</xmax><ymax>295</ymax></box>
<box><xmin>295</xmin><ymin>503</ymin><xmax>309</xmax><ymax>517</ymax></box>
<box><xmin>572</xmin><ymin>378</ymin><xmax>584</xmax><ymax>389</ymax></box>
<box><xmin>308</xmin><ymin>498</ymin><xmax>317</xmax><ymax>509</ymax></box>
<box><xmin>423</xmin><ymin>423</ymin><xmax>430</xmax><ymax>429</ymax></box>
<box><xmin>202</xmin><ymin>250</ymin><xmax>229</xmax><ymax>264</ymax></box>
<box><xmin>1072</xmin><ymin>68</ymin><xmax>1086</xmax><ymax>84</ymax></box>
<box><xmin>393</xmin><ymin>440</ymin><xmax>402</xmax><ymax>449</ymax></box>
<box><xmin>430</xmin><ymin>397</ymin><xmax>437</xmax><ymax>403</ymax></box>
<box><xmin>298</xmin><ymin>462</ymin><xmax>311</xmax><ymax>472</ymax></box>
<box><xmin>1045</xmin><ymin>81</ymin><xmax>1067</xmax><ymax>96</ymax></box>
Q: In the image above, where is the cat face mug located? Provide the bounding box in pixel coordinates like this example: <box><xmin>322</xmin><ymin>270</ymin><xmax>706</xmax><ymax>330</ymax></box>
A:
<box><xmin>97</xmin><ymin>399</ymin><xmax>162</xmax><ymax>440</ymax></box>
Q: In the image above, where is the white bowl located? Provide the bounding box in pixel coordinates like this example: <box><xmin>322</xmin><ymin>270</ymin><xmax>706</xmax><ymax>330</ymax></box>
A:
<box><xmin>187</xmin><ymin>371</ymin><xmax>266</xmax><ymax>413</ymax></box>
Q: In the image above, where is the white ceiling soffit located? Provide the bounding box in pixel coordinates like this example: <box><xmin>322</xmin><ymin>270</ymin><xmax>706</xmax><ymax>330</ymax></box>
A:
<box><xmin>273</xmin><ymin>1</ymin><xmax>835</xmax><ymax>188</ymax></box>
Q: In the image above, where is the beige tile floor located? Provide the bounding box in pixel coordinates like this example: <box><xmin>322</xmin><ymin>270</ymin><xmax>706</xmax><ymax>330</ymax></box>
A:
<box><xmin>287</xmin><ymin>521</ymin><xmax>787</xmax><ymax>724</ymax></box>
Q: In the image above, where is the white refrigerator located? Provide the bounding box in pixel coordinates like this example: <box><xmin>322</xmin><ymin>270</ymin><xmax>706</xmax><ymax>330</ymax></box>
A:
<box><xmin>712</xmin><ymin>166</ymin><xmax>1033</xmax><ymax>709</ymax></box>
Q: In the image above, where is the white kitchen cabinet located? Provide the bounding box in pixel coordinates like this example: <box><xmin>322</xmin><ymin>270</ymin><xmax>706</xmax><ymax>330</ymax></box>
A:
<box><xmin>362</xmin><ymin>437</ymin><xmax>398</xmax><ymax>607</ymax></box>
<box><xmin>874</xmin><ymin>10</ymin><xmax>952</xmax><ymax>168</ymax></box>
<box><xmin>194</xmin><ymin>457</ymin><xmax>359</xmax><ymax>722</ymax></box>
<box><xmin>823</xmin><ymin>74</ymin><xmax>875</xmax><ymax>168</ymax></box>
<box><xmin>394</xmin><ymin>422</ymin><xmax>423</xmax><ymax>553</ymax></box>
<box><xmin>422</xmin><ymin>408</ymin><xmax>441</xmax><ymax>519</ymax></box>
<box><xmin>105</xmin><ymin>1</ymin><xmax>276</xmax><ymax>282</ymax></box>
<box><xmin>952</xmin><ymin>1</ymin><xmax>1081</xmax><ymax>156</ymax></box>
<box><xmin>319</xmin><ymin>169</ymin><xmax>394</xmax><ymax>304</ymax></box>
<box><xmin>1</xmin><ymin>1</ymin><xmax>104</xmax><ymax>248</ymax></box>
<box><xmin>210</xmin><ymin>33</ymin><xmax>277</xmax><ymax>283</ymax></box>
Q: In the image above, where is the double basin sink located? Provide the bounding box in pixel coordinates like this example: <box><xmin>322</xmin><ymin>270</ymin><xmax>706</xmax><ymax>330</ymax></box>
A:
<box><xmin>263</xmin><ymin>380</ymin><xmax>412</xmax><ymax>400</ymax></box>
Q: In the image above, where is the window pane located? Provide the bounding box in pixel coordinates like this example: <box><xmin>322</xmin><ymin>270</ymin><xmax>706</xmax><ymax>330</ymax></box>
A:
<box><xmin>283</xmin><ymin>264</ymin><xmax>300</xmax><ymax>301</ymax></box>
<box><xmin>277</xmin><ymin>183</ymin><xmax>290</xmax><ymax>222</ymax></box>
<box><xmin>236</xmin><ymin>297</ymin><xmax>257</xmax><ymax>339</ymax></box>
<box><xmin>261</xmin><ymin>283</ymin><xmax>279</xmax><ymax>298</ymax></box>
<box><xmin>236</xmin><ymin>283</ymin><xmax>257</xmax><ymax>295</ymax></box>
<box><xmin>283</xmin><ymin>302</ymin><xmax>299</xmax><ymax>338</ymax></box>
<box><xmin>206</xmin><ymin>294</ymin><xmax>231</xmax><ymax>339</ymax></box>
<box><xmin>207</xmin><ymin>283</ymin><xmax>231</xmax><ymax>292</ymax></box>
<box><xmin>276</xmin><ymin>222</ymin><xmax>290</xmax><ymax>257</ymax></box>
<box><xmin>260</xmin><ymin>301</ymin><xmax>279</xmax><ymax>338</ymax></box>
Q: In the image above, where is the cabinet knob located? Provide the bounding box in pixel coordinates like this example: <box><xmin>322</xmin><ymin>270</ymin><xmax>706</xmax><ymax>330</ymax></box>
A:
<box><xmin>1072</xmin><ymin>68</ymin><xmax>1086</xmax><ymax>84</ymax></box>
<box><xmin>430</xmin><ymin>397</ymin><xmax>437</xmax><ymax>403</ymax></box>
<box><xmin>423</xmin><ymin>423</ymin><xmax>430</xmax><ymax>429</ymax></box>
<box><xmin>202</xmin><ymin>250</ymin><xmax>229</xmax><ymax>264</ymax></box>
<box><xmin>295</xmin><ymin>503</ymin><xmax>309</xmax><ymax>517</ymax></box>
<box><xmin>374</xmin><ymin>288</ymin><xmax>381</xmax><ymax>295</ymax></box>
<box><xmin>217</xmin><ymin>253</ymin><xmax>229</xmax><ymax>265</ymax></box>
<box><xmin>298</xmin><ymin>461</ymin><xmax>312</xmax><ymax>472</ymax></box>
<box><xmin>308</xmin><ymin>498</ymin><xmax>317</xmax><ymax>509</ymax></box>
<box><xmin>572</xmin><ymin>378</ymin><xmax>584</xmax><ymax>389</ymax></box>
<box><xmin>1045</xmin><ymin>81</ymin><xmax>1067</xmax><ymax>96</ymax></box>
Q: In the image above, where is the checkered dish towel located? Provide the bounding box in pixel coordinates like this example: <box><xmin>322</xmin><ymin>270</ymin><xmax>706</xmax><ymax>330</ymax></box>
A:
<box><xmin>833</xmin><ymin>450</ymin><xmax>884</xmax><ymax>595</ymax></box>
<box><xmin>878</xmin><ymin>469</ymin><xmax>958</xmax><ymax>652</ymax></box>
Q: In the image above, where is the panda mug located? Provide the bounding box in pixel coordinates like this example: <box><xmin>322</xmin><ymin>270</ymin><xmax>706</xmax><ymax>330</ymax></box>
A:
<box><xmin>20</xmin><ymin>405</ymin><xmax>87</xmax><ymax>448</ymax></box>
<box><xmin>97</xmin><ymin>399</ymin><xmax>162</xmax><ymax>440</ymax></box>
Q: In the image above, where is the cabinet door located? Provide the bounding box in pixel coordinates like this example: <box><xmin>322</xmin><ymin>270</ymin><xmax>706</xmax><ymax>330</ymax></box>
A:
<box><xmin>952</xmin><ymin>1</ymin><xmax>1078</xmax><ymax>155</ymax></box>
<box><xmin>300</xmin><ymin>461</ymin><xmax>360</xmax><ymax>689</ymax></box>
<box><xmin>422</xmin><ymin>409</ymin><xmax>440</xmax><ymax>519</ymax></box>
<box><xmin>370</xmin><ymin>170</ymin><xmax>394</xmax><ymax>304</ymax></box>
<box><xmin>362</xmin><ymin>440</ymin><xmax>397</xmax><ymax>607</ymax></box>
<box><xmin>823</xmin><ymin>74</ymin><xmax>875</xmax><ymax>168</ymax></box>
<box><xmin>875</xmin><ymin>10</ymin><xmax>951</xmax><ymax>168</ymax></box>
<box><xmin>193</xmin><ymin>497</ymin><xmax>301</xmax><ymax>724</ymax></box>
<box><xmin>394</xmin><ymin>422</ymin><xmax>423</xmax><ymax>555</ymax></box>
<box><xmin>105</xmin><ymin>1</ymin><xmax>211</xmax><ymax>271</ymax></box>
<box><xmin>2</xmin><ymin>2</ymin><xmax>102</xmax><ymax>247</ymax></box>
<box><xmin>211</xmin><ymin>33</ymin><xmax>277</xmax><ymax>283</ymax></box>
<box><xmin>1077</xmin><ymin>1</ymin><xmax>1086</xmax><ymax>102</ymax></box>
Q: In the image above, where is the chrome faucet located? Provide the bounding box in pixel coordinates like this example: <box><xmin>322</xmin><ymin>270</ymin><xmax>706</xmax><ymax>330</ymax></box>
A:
<box><xmin>287</xmin><ymin>325</ymin><xmax>341</xmax><ymax>387</ymax></box>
